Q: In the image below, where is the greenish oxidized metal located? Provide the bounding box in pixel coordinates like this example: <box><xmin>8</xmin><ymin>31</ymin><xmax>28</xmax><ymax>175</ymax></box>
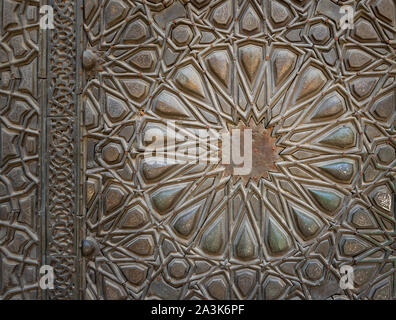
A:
<box><xmin>0</xmin><ymin>0</ymin><xmax>395</xmax><ymax>300</ymax></box>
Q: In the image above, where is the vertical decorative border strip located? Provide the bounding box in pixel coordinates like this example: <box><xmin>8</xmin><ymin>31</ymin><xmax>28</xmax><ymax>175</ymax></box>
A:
<box><xmin>39</xmin><ymin>0</ymin><xmax>48</xmax><ymax>301</ymax></box>
<box><xmin>76</xmin><ymin>0</ymin><xmax>83</xmax><ymax>301</ymax></box>
<box><xmin>0</xmin><ymin>0</ymin><xmax>44</xmax><ymax>300</ymax></box>
<box><xmin>45</xmin><ymin>0</ymin><xmax>79</xmax><ymax>299</ymax></box>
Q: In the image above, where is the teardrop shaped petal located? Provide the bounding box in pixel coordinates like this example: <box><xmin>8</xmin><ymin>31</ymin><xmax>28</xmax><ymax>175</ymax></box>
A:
<box><xmin>267</xmin><ymin>219</ymin><xmax>290</xmax><ymax>254</ymax></box>
<box><xmin>309</xmin><ymin>189</ymin><xmax>342</xmax><ymax>213</ymax></box>
<box><xmin>206</xmin><ymin>51</ymin><xmax>230</xmax><ymax>87</ymax></box>
<box><xmin>311</xmin><ymin>93</ymin><xmax>345</xmax><ymax>120</ymax></box>
<box><xmin>292</xmin><ymin>207</ymin><xmax>321</xmax><ymax>240</ymax></box>
<box><xmin>272</xmin><ymin>49</ymin><xmax>296</xmax><ymax>86</ymax></box>
<box><xmin>235</xmin><ymin>224</ymin><xmax>256</xmax><ymax>260</ymax></box>
<box><xmin>240</xmin><ymin>45</ymin><xmax>262</xmax><ymax>83</ymax></box>
<box><xmin>142</xmin><ymin>157</ymin><xmax>179</xmax><ymax>182</ymax></box>
<box><xmin>172</xmin><ymin>205</ymin><xmax>200</xmax><ymax>237</ymax></box>
<box><xmin>174</xmin><ymin>65</ymin><xmax>205</xmax><ymax>98</ymax></box>
<box><xmin>319</xmin><ymin>162</ymin><xmax>354</xmax><ymax>182</ymax></box>
<box><xmin>152</xmin><ymin>91</ymin><xmax>190</xmax><ymax>119</ymax></box>
<box><xmin>319</xmin><ymin>126</ymin><xmax>355</xmax><ymax>148</ymax></box>
<box><xmin>151</xmin><ymin>185</ymin><xmax>185</xmax><ymax>214</ymax></box>
<box><xmin>294</xmin><ymin>66</ymin><xmax>326</xmax><ymax>102</ymax></box>
<box><xmin>202</xmin><ymin>218</ymin><xmax>225</xmax><ymax>254</ymax></box>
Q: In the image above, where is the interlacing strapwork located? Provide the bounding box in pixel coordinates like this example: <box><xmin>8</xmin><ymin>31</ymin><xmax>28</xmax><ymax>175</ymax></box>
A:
<box><xmin>80</xmin><ymin>0</ymin><xmax>396</xmax><ymax>300</ymax></box>
<box><xmin>0</xmin><ymin>0</ymin><xmax>395</xmax><ymax>300</ymax></box>
<box><xmin>0</xmin><ymin>0</ymin><xmax>41</xmax><ymax>300</ymax></box>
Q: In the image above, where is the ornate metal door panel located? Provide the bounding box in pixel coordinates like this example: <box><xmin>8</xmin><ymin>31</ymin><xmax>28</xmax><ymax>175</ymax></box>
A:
<box><xmin>80</xmin><ymin>0</ymin><xmax>396</xmax><ymax>300</ymax></box>
<box><xmin>0</xmin><ymin>0</ymin><xmax>43</xmax><ymax>299</ymax></box>
<box><xmin>0</xmin><ymin>0</ymin><xmax>396</xmax><ymax>300</ymax></box>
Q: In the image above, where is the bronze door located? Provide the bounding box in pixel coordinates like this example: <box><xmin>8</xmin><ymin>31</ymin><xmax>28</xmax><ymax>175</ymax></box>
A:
<box><xmin>0</xmin><ymin>0</ymin><xmax>395</xmax><ymax>300</ymax></box>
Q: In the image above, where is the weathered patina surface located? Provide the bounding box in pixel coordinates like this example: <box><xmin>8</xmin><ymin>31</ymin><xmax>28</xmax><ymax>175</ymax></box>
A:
<box><xmin>0</xmin><ymin>0</ymin><xmax>395</xmax><ymax>300</ymax></box>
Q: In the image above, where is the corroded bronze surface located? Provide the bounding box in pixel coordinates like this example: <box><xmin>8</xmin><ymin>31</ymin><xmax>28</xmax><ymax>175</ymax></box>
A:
<box><xmin>222</xmin><ymin>120</ymin><xmax>281</xmax><ymax>184</ymax></box>
<box><xmin>80</xmin><ymin>0</ymin><xmax>396</xmax><ymax>301</ymax></box>
<box><xmin>0</xmin><ymin>0</ymin><xmax>395</xmax><ymax>300</ymax></box>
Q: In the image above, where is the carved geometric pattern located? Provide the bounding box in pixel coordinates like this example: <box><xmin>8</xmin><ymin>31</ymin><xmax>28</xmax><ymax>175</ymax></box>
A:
<box><xmin>1</xmin><ymin>0</ymin><xmax>395</xmax><ymax>301</ymax></box>
<box><xmin>46</xmin><ymin>0</ymin><xmax>78</xmax><ymax>299</ymax></box>
<box><xmin>81</xmin><ymin>0</ymin><xmax>396</xmax><ymax>300</ymax></box>
<box><xmin>0</xmin><ymin>0</ymin><xmax>41</xmax><ymax>299</ymax></box>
